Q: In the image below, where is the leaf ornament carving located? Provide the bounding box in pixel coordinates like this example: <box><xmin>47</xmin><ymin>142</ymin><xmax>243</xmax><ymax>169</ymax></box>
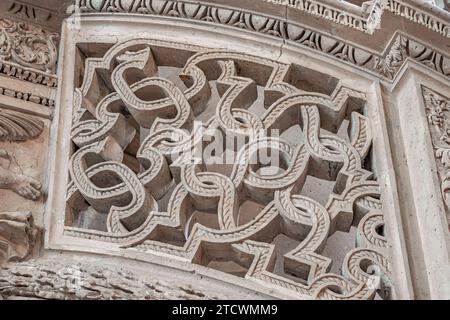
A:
<box><xmin>0</xmin><ymin>18</ymin><xmax>58</xmax><ymax>73</ymax></box>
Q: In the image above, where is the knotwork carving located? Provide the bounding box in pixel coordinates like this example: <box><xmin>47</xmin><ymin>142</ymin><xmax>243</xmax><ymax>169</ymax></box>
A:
<box><xmin>64</xmin><ymin>38</ymin><xmax>393</xmax><ymax>299</ymax></box>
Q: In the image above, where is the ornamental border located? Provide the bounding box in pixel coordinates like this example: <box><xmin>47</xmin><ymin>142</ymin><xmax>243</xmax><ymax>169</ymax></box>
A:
<box><xmin>73</xmin><ymin>0</ymin><xmax>450</xmax><ymax>82</ymax></box>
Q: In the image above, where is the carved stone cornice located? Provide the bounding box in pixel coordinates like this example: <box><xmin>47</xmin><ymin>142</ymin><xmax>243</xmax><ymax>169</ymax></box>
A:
<box><xmin>0</xmin><ymin>0</ymin><xmax>446</xmax><ymax>89</ymax></box>
<box><xmin>265</xmin><ymin>0</ymin><xmax>450</xmax><ymax>38</ymax></box>
<box><xmin>73</xmin><ymin>1</ymin><xmax>450</xmax><ymax>38</ymax></box>
<box><xmin>264</xmin><ymin>0</ymin><xmax>386</xmax><ymax>34</ymax></box>
<box><xmin>72</xmin><ymin>1</ymin><xmax>450</xmax><ymax>82</ymax></box>
<box><xmin>0</xmin><ymin>86</ymin><xmax>55</xmax><ymax>108</ymax></box>
<box><xmin>0</xmin><ymin>17</ymin><xmax>58</xmax><ymax>87</ymax></box>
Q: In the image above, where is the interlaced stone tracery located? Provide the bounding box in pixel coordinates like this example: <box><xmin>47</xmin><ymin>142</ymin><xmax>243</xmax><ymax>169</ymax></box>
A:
<box><xmin>0</xmin><ymin>0</ymin><xmax>447</xmax><ymax>301</ymax></box>
<box><xmin>64</xmin><ymin>39</ymin><xmax>392</xmax><ymax>299</ymax></box>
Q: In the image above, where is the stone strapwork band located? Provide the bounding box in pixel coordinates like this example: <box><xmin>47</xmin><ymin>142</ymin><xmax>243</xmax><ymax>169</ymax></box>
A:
<box><xmin>62</xmin><ymin>39</ymin><xmax>390</xmax><ymax>299</ymax></box>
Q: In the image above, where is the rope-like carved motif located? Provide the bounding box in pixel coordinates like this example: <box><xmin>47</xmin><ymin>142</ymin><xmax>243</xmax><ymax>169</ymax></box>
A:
<box><xmin>64</xmin><ymin>38</ymin><xmax>393</xmax><ymax>299</ymax></box>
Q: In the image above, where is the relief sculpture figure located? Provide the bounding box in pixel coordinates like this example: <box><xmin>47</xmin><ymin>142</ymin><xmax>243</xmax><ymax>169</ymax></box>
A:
<box><xmin>0</xmin><ymin>108</ymin><xmax>44</xmax><ymax>201</ymax></box>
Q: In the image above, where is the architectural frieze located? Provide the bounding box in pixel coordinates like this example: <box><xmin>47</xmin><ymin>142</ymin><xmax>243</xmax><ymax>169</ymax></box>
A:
<box><xmin>0</xmin><ymin>0</ymin><xmax>64</xmax><ymax>32</ymax></box>
<box><xmin>73</xmin><ymin>1</ymin><xmax>450</xmax><ymax>38</ymax></box>
<box><xmin>0</xmin><ymin>212</ymin><xmax>38</xmax><ymax>267</ymax></box>
<box><xmin>265</xmin><ymin>0</ymin><xmax>450</xmax><ymax>38</ymax></box>
<box><xmin>72</xmin><ymin>1</ymin><xmax>450</xmax><ymax>82</ymax></box>
<box><xmin>0</xmin><ymin>17</ymin><xmax>58</xmax><ymax>87</ymax></box>
<box><xmin>264</xmin><ymin>0</ymin><xmax>385</xmax><ymax>34</ymax></box>
<box><xmin>385</xmin><ymin>0</ymin><xmax>449</xmax><ymax>38</ymax></box>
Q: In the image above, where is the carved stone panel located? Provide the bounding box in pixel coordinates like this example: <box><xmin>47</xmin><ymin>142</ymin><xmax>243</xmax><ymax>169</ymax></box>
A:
<box><xmin>423</xmin><ymin>86</ymin><xmax>450</xmax><ymax>227</ymax></box>
<box><xmin>0</xmin><ymin>106</ymin><xmax>47</xmax><ymax>268</ymax></box>
<box><xmin>0</xmin><ymin>0</ymin><xmax>448</xmax><ymax>302</ymax></box>
<box><xmin>0</xmin><ymin>16</ymin><xmax>57</xmax><ymax>268</ymax></box>
<box><xmin>44</xmin><ymin>14</ymin><xmax>404</xmax><ymax>298</ymax></box>
<box><xmin>0</xmin><ymin>108</ymin><xmax>49</xmax><ymax>216</ymax></box>
<box><xmin>0</xmin><ymin>212</ymin><xmax>37</xmax><ymax>267</ymax></box>
<box><xmin>0</xmin><ymin>18</ymin><xmax>58</xmax><ymax>86</ymax></box>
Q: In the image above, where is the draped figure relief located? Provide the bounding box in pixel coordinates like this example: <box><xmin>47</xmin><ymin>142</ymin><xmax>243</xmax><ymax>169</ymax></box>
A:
<box><xmin>0</xmin><ymin>109</ymin><xmax>43</xmax><ymax>201</ymax></box>
<box><xmin>0</xmin><ymin>109</ymin><xmax>43</xmax><ymax>266</ymax></box>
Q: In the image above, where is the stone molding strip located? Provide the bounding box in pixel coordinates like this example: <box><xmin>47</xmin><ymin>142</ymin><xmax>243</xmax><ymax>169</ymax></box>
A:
<box><xmin>0</xmin><ymin>260</ymin><xmax>220</xmax><ymax>300</ymax></box>
<box><xmin>0</xmin><ymin>86</ymin><xmax>55</xmax><ymax>108</ymax></box>
<box><xmin>0</xmin><ymin>60</ymin><xmax>58</xmax><ymax>88</ymax></box>
<box><xmin>73</xmin><ymin>1</ymin><xmax>450</xmax><ymax>82</ymax></box>
<box><xmin>385</xmin><ymin>0</ymin><xmax>449</xmax><ymax>38</ymax></box>
<box><xmin>265</xmin><ymin>0</ymin><xmax>450</xmax><ymax>38</ymax></box>
<box><xmin>264</xmin><ymin>0</ymin><xmax>385</xmax><ymax>34</ymax></box>
<box><xmin>73</xmin><ymin>1</ymin><xmax>450</xmax><ymax>38</ymax></box>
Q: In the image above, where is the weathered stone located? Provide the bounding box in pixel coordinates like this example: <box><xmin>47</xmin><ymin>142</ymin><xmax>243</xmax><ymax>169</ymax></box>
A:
<box><xmin>0</xmin><ymin>0</ymin><xmax>448</xmax><ymax>300</ymax></box>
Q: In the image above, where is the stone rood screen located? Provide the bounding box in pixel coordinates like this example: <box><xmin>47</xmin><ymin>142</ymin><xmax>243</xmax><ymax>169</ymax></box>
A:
<box><xmin>0</xmin><ymin>0</ymin><xmax>448</xmax><ymax>300</ymax></box>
